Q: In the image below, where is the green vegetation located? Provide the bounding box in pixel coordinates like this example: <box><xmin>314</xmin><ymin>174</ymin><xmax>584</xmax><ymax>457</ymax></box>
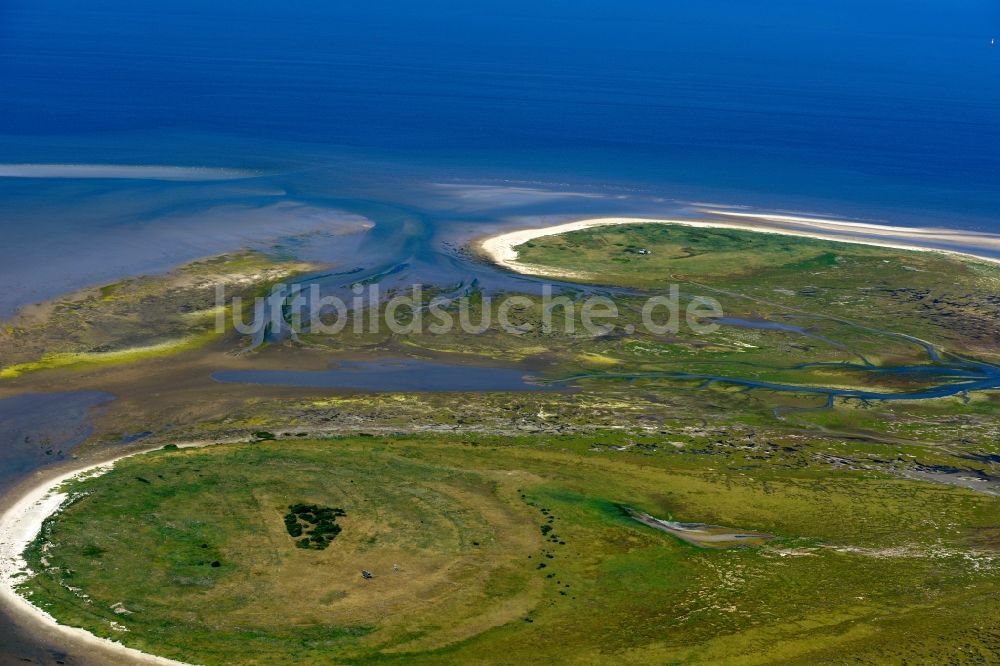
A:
<box><xmin>0</xmin><ymin>330</ymin><xmax>220</xmax><ymax>379</ymax></box>
<box><xmin>20</xmin><ymin>436</ymin><xmax>1000</xmax><ymax>664</ymax></box>
<box><xmin>0</xmin><ymin>251</ymin><xmax>315</xmax><ymax>379</ymax></box>
<box><xmin>515</xmin><ymin>223</ymin><xmax>1000</xmax><ymax>361</ymax></box>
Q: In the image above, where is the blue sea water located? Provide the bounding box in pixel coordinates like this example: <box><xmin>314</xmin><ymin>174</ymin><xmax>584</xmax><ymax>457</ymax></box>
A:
<box><xmin>0</xmin><ymin>0</ymin><xmax>998</xmax><ymax>315</ymax></box>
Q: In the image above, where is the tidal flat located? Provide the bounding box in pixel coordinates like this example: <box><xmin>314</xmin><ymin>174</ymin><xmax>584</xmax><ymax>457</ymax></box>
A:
<box><xmin>1</xmin><ymin>221</ymin><xmax>999</xmax><ymax>664</ymax></box>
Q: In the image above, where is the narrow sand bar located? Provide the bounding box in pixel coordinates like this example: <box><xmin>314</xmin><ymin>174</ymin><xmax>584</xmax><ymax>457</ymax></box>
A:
<box><xmin>478</xmin><ymin>214</ymin><xmax>1000</xmax><ymax>275</ymax></box>
<box><xmin>0</xmin><ymin>163</ymin><xmax>257</xmax><ymax>181</ymax></box>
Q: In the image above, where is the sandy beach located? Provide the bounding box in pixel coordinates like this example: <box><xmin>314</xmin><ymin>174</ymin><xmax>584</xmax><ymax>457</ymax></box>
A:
<box><xmin>0</xmin><ymin>448</ymin><xmax>211</xmax><ymax>666</ymax></box>
<box><xmin>477</xmin><ymin>214</ymin><xmax>1000</xmax><ymax>276</ymax></box>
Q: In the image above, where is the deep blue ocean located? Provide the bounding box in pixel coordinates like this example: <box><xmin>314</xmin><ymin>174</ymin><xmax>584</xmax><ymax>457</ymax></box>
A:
<box><xmin>0</xmin><ymin>0</ymin><xmax>999</xmax><ymax>313</ymax></box>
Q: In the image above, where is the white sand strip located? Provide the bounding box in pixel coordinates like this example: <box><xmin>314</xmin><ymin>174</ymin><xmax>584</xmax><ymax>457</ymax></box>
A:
<box><xmin>702</xmin><ymin>210</ymin><xmax>1000</xmax><ymax>252</ymax></box>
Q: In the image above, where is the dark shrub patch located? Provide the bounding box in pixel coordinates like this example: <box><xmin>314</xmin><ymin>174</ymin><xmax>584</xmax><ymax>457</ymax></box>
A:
<box><xmin>284</xmin><ymin>503</ymin><xmax>346</xmax><ymax>550</ymax></box>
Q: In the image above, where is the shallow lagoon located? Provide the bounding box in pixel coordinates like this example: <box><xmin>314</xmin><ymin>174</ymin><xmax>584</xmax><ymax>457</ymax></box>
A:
<box><xmin>0</xmin><ymin>391</ymin><xmax>114</xmax><ymax>494</ymax></box>
<box><xmin>214</xmin><ymin>359</ymin><xmax>552</xmax><ymax>392</ymax></box>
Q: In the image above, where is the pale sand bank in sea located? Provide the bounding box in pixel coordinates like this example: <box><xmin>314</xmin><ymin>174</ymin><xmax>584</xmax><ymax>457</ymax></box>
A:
<box><xmin>477</xmin><ymin>215</ymin><xmax>1000</xmax><ymax>276</ymax></box>
<box><xmin>0</xmin><ymin>442</ymin><xmax>244</xmax><ymax>666</ymax></box>
<box><xmin>0</xmin><ymin>163</ymin><xmax>258</xmax><ymax>180</ymax></box>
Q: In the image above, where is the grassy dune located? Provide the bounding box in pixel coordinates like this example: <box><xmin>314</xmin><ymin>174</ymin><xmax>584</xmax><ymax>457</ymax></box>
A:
<box><xmin>514</xmin><ymin>223</ymin><xmax>1000</xmax><ymax>360</ymax></box>
<box><xmin>21</xmin><ymin>436</ymin><xmax>1000</xmax><ymax>664</ymax></box>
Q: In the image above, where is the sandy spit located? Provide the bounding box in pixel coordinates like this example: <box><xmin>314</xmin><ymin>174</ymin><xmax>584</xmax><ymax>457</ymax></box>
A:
<box><xmin>476</xmin><ymin>215</ymin><xmax>1000</xmax><ymax>275</ymax></box>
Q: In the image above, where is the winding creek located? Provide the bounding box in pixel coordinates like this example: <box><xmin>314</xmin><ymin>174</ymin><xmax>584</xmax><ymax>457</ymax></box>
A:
<box><xmin>213</xmin><ymin>358</ymin><xmax>555</xmax><ymax>392</ymax></box>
